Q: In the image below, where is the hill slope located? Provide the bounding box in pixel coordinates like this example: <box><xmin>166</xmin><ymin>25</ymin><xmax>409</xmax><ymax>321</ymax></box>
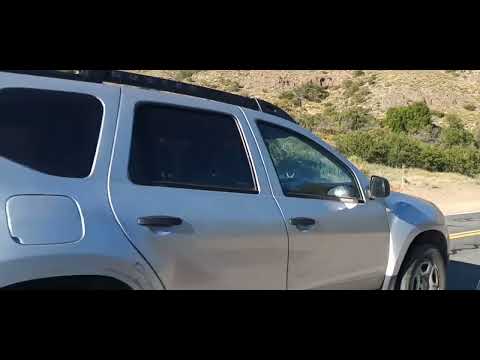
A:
<box><xmin>132</xmin><ymin>70</ymin><xmax>480</xmax><ymax>130</ymax></box>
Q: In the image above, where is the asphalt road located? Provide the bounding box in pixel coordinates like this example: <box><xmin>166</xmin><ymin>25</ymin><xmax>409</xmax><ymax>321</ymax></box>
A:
<box><xmin>447</xmin><ymin>212</ymin><xmax>480</xmax><ymax>290</ymax></box>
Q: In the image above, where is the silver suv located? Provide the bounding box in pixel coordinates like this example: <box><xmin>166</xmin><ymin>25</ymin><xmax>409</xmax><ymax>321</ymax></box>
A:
<box><xmin>0</xmin><ymin>70</ymin><xmax>450</xmax><ymax>290</ymax></box>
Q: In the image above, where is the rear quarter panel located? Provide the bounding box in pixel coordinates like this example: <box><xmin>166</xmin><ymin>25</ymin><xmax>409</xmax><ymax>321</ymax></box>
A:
<box><xmin>0</xmin><ymin>72</ymin><xmax>162</xmax><ymax>289</ymax></box>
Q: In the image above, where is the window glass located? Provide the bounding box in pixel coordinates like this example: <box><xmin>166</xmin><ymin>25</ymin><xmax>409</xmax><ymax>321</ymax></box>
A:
<box><xmin>129</xmin><ymin>104</ymin><xmax>256</xmax><ymax>193</ymax></box>
<box><xmin>0</xmin><ymin>88</ymin><xmax>103</xmax><ymax>178</ymax></box>
<box><xmin>257</xmin><ymin>121</ymin><xmax>359</xmax><ymax>199</ymax></box>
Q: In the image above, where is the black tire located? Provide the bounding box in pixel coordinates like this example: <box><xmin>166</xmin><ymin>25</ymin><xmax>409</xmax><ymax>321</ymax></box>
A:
<box><xmin>395</xmin><ymin>243</ymin><xmax>447</xmax><ymax>290</ymax></box>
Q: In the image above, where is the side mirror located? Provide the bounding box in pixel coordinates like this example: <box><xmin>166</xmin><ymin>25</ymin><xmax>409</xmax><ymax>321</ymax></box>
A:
<box><xmin>370</xmin><ymin>176</ymin><xmax>390</xmax><ymax>198</ymax></box>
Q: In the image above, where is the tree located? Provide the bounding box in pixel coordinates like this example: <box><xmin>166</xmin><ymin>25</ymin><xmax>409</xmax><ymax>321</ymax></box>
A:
<box><xmin>440</xmin><ymin>114</ymin><xmax>475</xmax><ymax>147</ymax></box>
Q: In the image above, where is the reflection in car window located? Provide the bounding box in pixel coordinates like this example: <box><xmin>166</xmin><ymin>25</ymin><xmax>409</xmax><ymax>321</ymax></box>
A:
<box><xmin>257</xmin><ymin>121</ymin><xmax>359</xmax><ymax>199</ymax></box>
<box><xmin>129</xmin><ymin>104</ymin><xmax>257</xmax><ymax>193</ymax></box>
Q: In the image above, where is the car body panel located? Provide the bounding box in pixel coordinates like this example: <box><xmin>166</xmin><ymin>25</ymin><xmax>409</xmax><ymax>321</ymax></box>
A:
<box><xmin>241</xmin><ymin>109</ymin><xmax>391</xmax><ymax>289</ymax></box>
<box><xmin>108</xmin><ymin>87</ymin><xmax>289</xmax><ymax>289</ymax></box>
<box><xmin>383</xmin><ymin>192</ymin><xmax>449</xmax><ymax>279</ymax></box>
<box><xmin>0</xmin><ymin>72</ymin><xmax>163</xmax><ymax>289</ymax></box>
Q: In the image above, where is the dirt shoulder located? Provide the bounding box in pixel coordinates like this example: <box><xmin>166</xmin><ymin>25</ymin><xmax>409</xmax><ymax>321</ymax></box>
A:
<box><xmin>350</xmin><ymin>158</ymin><xmax>480</xmax><ymax>215</ymax></box>
<box><xmin>400</xmin><ymin>183</ymin><xmax>480</xmax><ymax>215</ymax></box>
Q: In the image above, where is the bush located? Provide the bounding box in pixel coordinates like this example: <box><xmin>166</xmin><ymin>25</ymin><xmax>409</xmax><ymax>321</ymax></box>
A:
<box><xmin>219</xmin><ymin>78</ymin><xmax>243</xmax><ymax>92</ymax></box>
<box><xmin>443</xmin><ymin>146</ymin><xmax>480</xmax><ymax>177</ymax></box>
<box><xmin>343</xmin><ymin>79</ymin><xmax>361</xmax><ymax>98</ymax></box>
<box><xmin>413</xmin><ymin>125</ymin><xmax>442</xmax><ymax>144</ymax></box>
<box><xmin>296</xmin><ymin>114</ymin><xmax>320</xmax><ymax>132</ymax></box>
<box><xmin>333</xmin><ymin>107</ymin><xmax>375</xmax><ymax>131</ymax></box>
<box><xmin>431</xmin><ymin>110</ymin><xmax>445</xmax><ymax>118</ymax></box>
<box><xmin>279</xmin><ymin>90</ymin><xmax>302</xmax><ymax>107</ymax></box>
<box><xmin>464</xmin><ymin>103</ymin><xmax>476</xmax><ymax>111</ymax></box>
<box><xmin>385</xmin><ymin>102</ymin><xmax>432</xmax><ymax>133</ymax></box>
<box><xmin>294</xmin><ymin>82</ymin><xmax>329</xmax><ymax>102</ymax></box>
<box><xmin>279</xmin><ymin>82</ymin><xmax>329</xmax><ymax>105</ymax></box>
<box><xmin>175</xmin><ymin>70</ymin><xmax>202</xmax><ymax>81</ymax></box>
<box><xmin>342</xmin><ymin>78</ymin><xmax>369</xmax><ymax>102</ymax></box>
<box><xmin>297</xmin><ymin>113</ymin><xmax>339</xmax><ymax>134</ymax></box>
<box><xmin>445</xmin><ymin>70</ymin><xmax>460</xmax><ymax>77</ymax></box>
<box><xmin>353</xmin><ymin>70</ymin><xmax>365</xmax><ymax>77</ymax></box>
<box><xmin>440</xmin><ymin>114</ymin><xmax>475</xmax><ymax>147</ymax></box>
<box><xmin>334</xmin><ymin>129</ymin><xmax>480</xmax><ymax>176</ymax></box>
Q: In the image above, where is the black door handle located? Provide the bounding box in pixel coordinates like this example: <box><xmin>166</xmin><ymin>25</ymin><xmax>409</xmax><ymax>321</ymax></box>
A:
<box><xmin>138</xmin><ymin>216</ymin><xmax>183</xmax><ymax>227</ymax></box>
<box><xmin>290</xmin><ymin>217</ymin><xmax>316</xmax><ymax>227</ymax></box>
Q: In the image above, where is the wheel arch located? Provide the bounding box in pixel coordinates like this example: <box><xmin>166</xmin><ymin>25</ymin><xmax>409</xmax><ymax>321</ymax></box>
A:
<box><xmin>383</xmin><ymin>224</ymin><xmax>449</xmax><ymax>289</ymax></box>
<box><xmin>3</xmin><ymin>275</ymin><xmax>133</xmax><ymax>290</ymax></box>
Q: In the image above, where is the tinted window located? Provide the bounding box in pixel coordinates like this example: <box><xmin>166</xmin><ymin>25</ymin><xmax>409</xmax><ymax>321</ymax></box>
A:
<box><xmin>0</xmin><ymin>88</ymin><xmax>103</xmax><ymax>178</ymax></box>
<box><xmin>257</xmin><ymin>121</ymin><xmax>359</xmax><ymax>200</ymax></box>
<box><xmin>129</xmin><ymin>104</ymin><xmax>256</xmax><ymax>193</ymax></box>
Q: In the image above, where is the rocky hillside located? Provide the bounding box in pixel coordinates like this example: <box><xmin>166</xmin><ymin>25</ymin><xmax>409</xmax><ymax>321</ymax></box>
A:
<box><xmin>127</xmin><ymin>70</ymin><xmax>480</xmax><ymax>214</ymax></box>
<box><xmin>131</xmin><ymin>70</ymin><xmax>480</xmax><ymax>130</ymax></box>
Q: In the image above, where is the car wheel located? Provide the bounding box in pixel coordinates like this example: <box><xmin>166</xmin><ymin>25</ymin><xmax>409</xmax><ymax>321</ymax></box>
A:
<box><xmin>396</xmin><ymin>243</ymin><xmax>447</xmax><ymax>290</ymax></box>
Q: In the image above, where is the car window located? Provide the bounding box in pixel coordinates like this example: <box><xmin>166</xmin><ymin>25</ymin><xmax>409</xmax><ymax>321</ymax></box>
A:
<box><xmin>257</xmin><ymin>121</ymin><xmax>360</xmax><ymax>200</ymax></box>
<box><xmin>0</xmin><ymin>88</ymin><xmax>103</xmax><ymax>178</ymax></box>
<box><xmin>129</xmin><ymin>103</ymin><xmax>257</xmax><ymax>193</ymax></box>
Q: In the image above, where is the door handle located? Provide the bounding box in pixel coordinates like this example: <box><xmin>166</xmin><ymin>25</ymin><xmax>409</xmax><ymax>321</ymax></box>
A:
<box><xmin>138</xmin><ymin>216</ymin><xmax>183</xmax><ymax>227</ymax></box>
<box><xmin>290</xmin><ymin>217</ymin><xmax>316</xmax><ymax>227</ymax></box>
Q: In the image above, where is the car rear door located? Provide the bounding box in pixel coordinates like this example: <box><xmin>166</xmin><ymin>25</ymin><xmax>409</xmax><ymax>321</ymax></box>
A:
<box><xmin>108</xmin><ymin>87</ymin><xmax>288</xmax><ymax>289</ymax></box>
<box><xmin>243</xmin><ymin>110</ymin><xmax>390</xmax><ymax>289</ymax></box>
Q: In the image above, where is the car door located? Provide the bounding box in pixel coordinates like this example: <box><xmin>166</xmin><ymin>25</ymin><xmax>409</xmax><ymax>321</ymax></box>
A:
<box><xmin>243</xmin><ymin>110</ymin><xmax>390</xmax><ymax>289</ymax></box>
<box><xmin>108</xmin><ymin>87</ymin><xmax>289</xmax><ymax>289</ymax></box>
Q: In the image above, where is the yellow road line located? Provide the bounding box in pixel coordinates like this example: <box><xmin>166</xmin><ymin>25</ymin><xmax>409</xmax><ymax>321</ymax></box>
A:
<box><xmin>449</xmin><ymin>229</ymin><xmax>480</xmax><ymax>240</ymax></box>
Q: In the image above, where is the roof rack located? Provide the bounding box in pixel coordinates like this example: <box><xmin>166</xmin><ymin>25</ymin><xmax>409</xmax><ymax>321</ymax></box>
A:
<box><xmin>2</xmin><ymin>70</ymin><xmax>297</xmax><ymax>124</ymax></box>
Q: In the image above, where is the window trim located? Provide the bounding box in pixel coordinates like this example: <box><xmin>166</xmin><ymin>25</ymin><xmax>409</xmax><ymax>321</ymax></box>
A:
<box><xmin>127</xmin><ymin>102</ymin><xmax>259</xmax><ymax>195</ymax></box>
<box><xmin>256</xmin><ymin>120</ymin><xmax>364</xmax><ymax>203</ymax></box>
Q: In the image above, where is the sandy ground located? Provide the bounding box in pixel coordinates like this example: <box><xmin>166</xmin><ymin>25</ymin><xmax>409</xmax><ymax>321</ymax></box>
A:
<box><xmin>400</xmin><ymin>183</ymin><xmax>480</xmax><ymax>215</ymax></box>
<box><xmin>348</xmin><ymin>158</ymin><xmax>480</xmax><ymax>216</ymax></box>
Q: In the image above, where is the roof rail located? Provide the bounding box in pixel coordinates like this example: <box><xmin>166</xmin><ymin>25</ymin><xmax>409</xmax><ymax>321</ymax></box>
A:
<box><xmin>2</xmin><ymin>70</ymin><xmax>297</xmax><ymax>124</ymax></box>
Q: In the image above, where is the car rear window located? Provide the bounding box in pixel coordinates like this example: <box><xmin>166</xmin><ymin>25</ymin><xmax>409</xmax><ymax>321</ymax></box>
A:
<box><xmin>129</xmin><ymin>103</ymin><xmax>257</xmax><ymax>193</ymax></box>
<box><xmin>0</xmin><ymin>88</ymin><xmax>103</xmax><ymax>178</ymax></box>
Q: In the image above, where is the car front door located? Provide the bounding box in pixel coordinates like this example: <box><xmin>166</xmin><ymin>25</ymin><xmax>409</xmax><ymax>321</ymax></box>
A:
<box><xmin>244</xmin><ymin>111</ymin><xmax>390</xmax><ymax>289</ymax></box>
<box><xmin>108</xmin><ymin>87</ymin><xmax>289</xmax><ymax>289</ymax></box>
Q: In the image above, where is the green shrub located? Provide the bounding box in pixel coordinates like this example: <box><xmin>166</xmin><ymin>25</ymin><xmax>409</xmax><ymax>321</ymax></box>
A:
<box><xmin>297</xmin><ymin>114</ymin><xmax>320</xmax><ymax>132</ymax></box>
<box><xmin>279</xmin><ymin>82</ymin><xmax>329</xmax><ymax>105</ymax></box>
<box><xmin>443</xmin><ymin>146</ymin><xmax>480</xmax><ymax>176</ymax></box>
<box><xmin>219</xmin><ymin>78</ymin><xmax>243</xmax><ymax>92</ymax></box>
<box><xmin>445</xmin><ymin>70</ymin><xmax>460</xmax><ymax>77</ymax></box>
<box><xmin>343</xmin><ymin>79</ymin><xmax>361</xmax><ymax>98</ymax></box>
<box><xmin>279</xmin><ymin>90</ymin><xmax>296</xmax><ymax>100</ymax></box>
<box><xmin>352</xmin><ymin>70</ymin><xmax>365</xmax><ymax>77</ymax></box>
<box><xmin>413</xmin><ymin>125</ymin><xmax>442</xmax><ymax>144</ymax></box>
<box><xmin>175</xmin><ymin>70</ymin><xmax>202</xmax><ymax>81</ymax></box>
<box><xmin>334</xmin><ymin>129</ymin><xmax>480</xmax><ymax>176</ymax></box>
<box><xmin>463</xmin><ymin>103</ymin><xmax>476</xmax><ymax>111</ymax></box>
<box><xmin>385</xmin><ymin>102</ymin><xmax>432</xmax><ymax>133</ymax></box>
<box><xmin>342</xmin><ymin>78</ymin><xmax>369</xmax><ymax>101</ymax></box>
<box><xmin>294</xmin><ymin>82</ymin><xmax>329</xmax><ymax>102</ymax></box>
<box><xmin>431</xmin><ymin>110</ymin><xmax>445</xmax><ymax>118</ymax></box>
<box><xmin>297</xmin><ymin>113</ymin><xmax>339</xmax><ymax>134</ymax></box>
<box><xmin>440</xmin><ymin>114</ymin><xmax>475</xmax><ymax>147</ymax></box>
<box><xmin>279</xmin><ymin>90</ymin><xmax>302</xmax><ymax>107</ymax></box>
<box><xmin>333</xmin><ymin>107</ymin><xmax>375</xmax><ymax>131</ymax></box>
